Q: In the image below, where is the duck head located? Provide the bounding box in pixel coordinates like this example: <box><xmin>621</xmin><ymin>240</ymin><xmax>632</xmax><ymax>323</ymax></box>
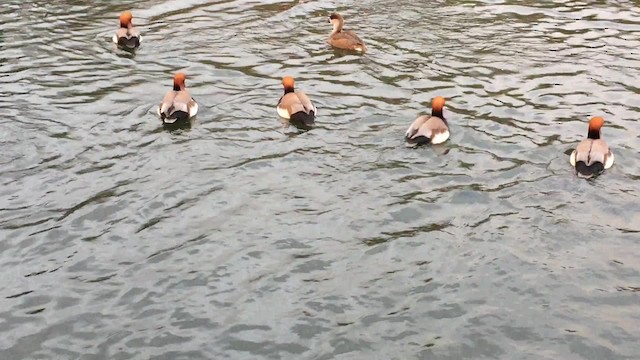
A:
<box><xmin>282</xmin><ymin>76</ymin><xmax>295</xmax><ymax>93</ymax></box>
<box><xmin>431</xmin><ymin>96</ymin><xmax>445</xmax><ymax>118</ymax></box>
<box><xmin>587</xmin><ymin>116</ymin><xmax>604</xmax><ymax>139</ymax></box>
<box><xmin>328</xmin><ymin>13</ymin><xmax>344</xmax><ymax>33</ymax></box>
<box><xmin>173</xmin><ymin>72</ymin><xmax>186</xmax><ymax>91</ymax></box>
<box><xmin>119</xmin><ymin>11</ymin><xmax>134</xmax><ymax>28</ymax></box>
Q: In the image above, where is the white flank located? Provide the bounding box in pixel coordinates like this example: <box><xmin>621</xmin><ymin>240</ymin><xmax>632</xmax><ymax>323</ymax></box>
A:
<box><xmin>431</xmin><ymin>130</ymin><xmax>450</xmax><ymax>145</ymax></box>
<box><xmin>605</xmin><ymin>151</ymin><xmax>614</xmax><ymax>169</ymax></box>
<box><xmin>189</xmin><ymin>102</ymin><xmax>199</xmax><ymax>117</ymax></box>
<box><xmin>569</xmin><ymin>150</ymin><xmax>576</xmax><ymax>166</ymax></box>
<box><xmin>277</xmin><ymin>106</ymin><xmax>290</xmax><ymax>119</ymax></box>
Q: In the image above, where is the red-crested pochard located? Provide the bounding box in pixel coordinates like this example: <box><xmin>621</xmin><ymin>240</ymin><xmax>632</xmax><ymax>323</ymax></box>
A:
<box><xmin>570</xmin><ymin>116</ymin><xmax>615</xmax><ymax>178</ymax></box>
<box><xmin>276</xmin><ymin>76</ymin><xmax>316</xmax><ymax>128</ymax></box>
<box><xmin>405</xmin><ymin>96</ymin><xmax>450</xmax><ymax>147</ymax></box>
<box><xmin>113</xmin><ymin>11</ymin><xmax>141</xmax><ymax>49</ymax></box>
<box><xmin>157</xmin><ymin>72</ymin><xmax>198</xmax><ymax>124</ymax></box>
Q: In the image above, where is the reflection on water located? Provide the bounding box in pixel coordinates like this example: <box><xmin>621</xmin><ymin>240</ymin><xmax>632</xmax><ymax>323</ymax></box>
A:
<box><xmin>1</xmin><ymin>0</ymin><xmax>639</xmax><ymax>359</ymax></box>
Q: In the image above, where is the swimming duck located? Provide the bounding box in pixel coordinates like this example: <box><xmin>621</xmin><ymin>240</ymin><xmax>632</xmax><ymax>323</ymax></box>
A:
<box><xmin>569</xmin><ymin>116</ymin><xmax>614</xmax><ymax>178</ymax></box>
<box><xmin>405</xmin><ymin>96</ymin><xmax>450</xmax><ymax>146</ymax></box>
<box><xmin>327</xmin><ymin>13</ymin><xmax>367</xmax><ymax>53</ymax></box>
<box><xmin>157</xmin><ymin>72</ymin><xmax>198</xmax><ymax>124</ymax></box>
<box><xmin>276</xmin><ymin>76</ymin><xmax>316</xmax><ymax>128</ymax></box>
<box><xmin>113</xmin><ymin>11</ymin><xmax>141</xmax><ymax>49</ymax></box>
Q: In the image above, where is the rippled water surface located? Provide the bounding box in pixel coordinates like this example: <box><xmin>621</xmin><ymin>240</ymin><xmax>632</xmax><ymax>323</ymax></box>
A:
<box><xmin>2</xmin><ymin>0</ymin><xmax>640</xmax><ymax>359</ymax></box>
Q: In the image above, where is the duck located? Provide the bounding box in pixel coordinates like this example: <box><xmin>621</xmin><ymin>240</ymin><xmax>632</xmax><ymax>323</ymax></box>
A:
<box><xmin>405</xmin><ymin>96</ymin><xmax>450</xmax><ymax>147</ymax></box>
<box><xmin>569</xmin><ymin>116</ymin><xmax>614</xmax><ymax>178</ymax></box>
<box><xmin>276</xmin><ymin>76</ymin><xmax>316</xmax><ymax>128</ymax></box>
<box><xmin>327</xmin><ymin>13</ymin><xmax>367</xmax><ymax>53</ymax></box>
<box><xmin>157</xmin><ymin>72</ymin><xmax>198</xmax><ymax>124</ymax></box>
<box><xmin>113</xmin><ymin>11</ymin><xmax>141</xmax><ymax>49</ymax></box>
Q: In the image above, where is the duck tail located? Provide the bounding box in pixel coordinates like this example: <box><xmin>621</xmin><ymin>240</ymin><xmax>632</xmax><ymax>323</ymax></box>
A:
<box><xmin>118</xmin><ymin>36</ymin><xmax>140</xmax><ymax>49</ymax></box>
<box><xmin>290</xmin><ymin>111</ymin><xmax>315</xmax><ymax>128</ymax></box>
<box><xmin>163</xmin><ymin>111</ymin><xmax>190</xmax><ymax>124</ymax></box>
<box><xmin>404</xmin><ymin>135</ymin><xmax>431</xmax><ymax>148</ymax></box>
<box><xmin>575</xmin><ymin>161</ymin><xmax>604</xmax><ymax>178</ymax></box>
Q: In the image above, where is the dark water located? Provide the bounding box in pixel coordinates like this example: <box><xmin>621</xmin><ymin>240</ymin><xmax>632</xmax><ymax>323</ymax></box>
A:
<box><xmin>1</xmin><ymin>0</ymin><xmax>639</xmax><ymax>359</ymax></box>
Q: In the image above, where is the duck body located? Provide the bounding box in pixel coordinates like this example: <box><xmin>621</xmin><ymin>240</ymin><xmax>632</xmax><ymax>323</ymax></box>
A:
<box><xmin>113</xmin><ymin>11</ymin><xmax>141</xmax><ymax>49</ymax></box>
<box><xmin>277</xmin><ymin>76</ymin><xmax>316</xmax><ymax>128</ymax></box>
<box><xmin>113</xmin><ymin>27</ymin><xmax>141</xmax><ymax>49</ymax></box>
<box><xmin>157</xmin><ymin>73</ymin><xmax>198</xmax><ymax>124</ymax></box>
<box><xmin>327</xmin><ymin>13</ymin><xmax>367</xmax><ymax>53</ymax></box>
<box><xmin>569</xmin><ymin>117</ymin><xmax>614</xmax><ymax>178</ymax></box>
<box><xmin>405</xmin><ymin>96</ymin><xmax>449</xmax><ymax>147</ymax></box>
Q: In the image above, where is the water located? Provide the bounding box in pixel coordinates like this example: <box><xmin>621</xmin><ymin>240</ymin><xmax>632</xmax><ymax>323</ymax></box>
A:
<box><xmin>1</xmin><ymin>0</ymin><xmax>639</xmax><ymax>359</ymax></box>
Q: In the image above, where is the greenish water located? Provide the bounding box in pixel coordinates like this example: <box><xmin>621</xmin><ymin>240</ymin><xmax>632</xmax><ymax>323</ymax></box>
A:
<box><xmin>1</xmin><ymin>1</ymin><xmax>639</xmax><ymax>359</ymax></box>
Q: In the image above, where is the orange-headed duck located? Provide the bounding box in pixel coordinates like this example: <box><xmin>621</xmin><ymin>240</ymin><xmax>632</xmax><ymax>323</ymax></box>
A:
<box><xmin>327</xmin><ymin>13</ymin><xmax>367</xmax><ymax>53</ymax></box>
<box><xmin>405</xmin><ymin>96</ymin><xmax>450</xmax><ymax>147</ymax></box>
<box><xmin>277</xmin><ymin>76</ymin><xmax>316</xmax><ymax>128</ymax></box>
<box><xmin>570</xmin><ymin>116</ymin><xmax>615</xmax><ymax>178</ymax></box>
<box><xmin>113</xmin><ymin>11</ymin><xmax>141</xmax><ymax>49</ymax></box>
<box><xmin>157</xmin><ymin>72</ymin><xmax>198</xmax><ymax>123</ymax></box>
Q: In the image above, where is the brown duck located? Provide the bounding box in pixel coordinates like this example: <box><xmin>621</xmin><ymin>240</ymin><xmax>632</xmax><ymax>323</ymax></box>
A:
<box><xmin>327</xmin><ymin>13</ymin><xmax>367</xmax><ymax>53</ymax></box>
